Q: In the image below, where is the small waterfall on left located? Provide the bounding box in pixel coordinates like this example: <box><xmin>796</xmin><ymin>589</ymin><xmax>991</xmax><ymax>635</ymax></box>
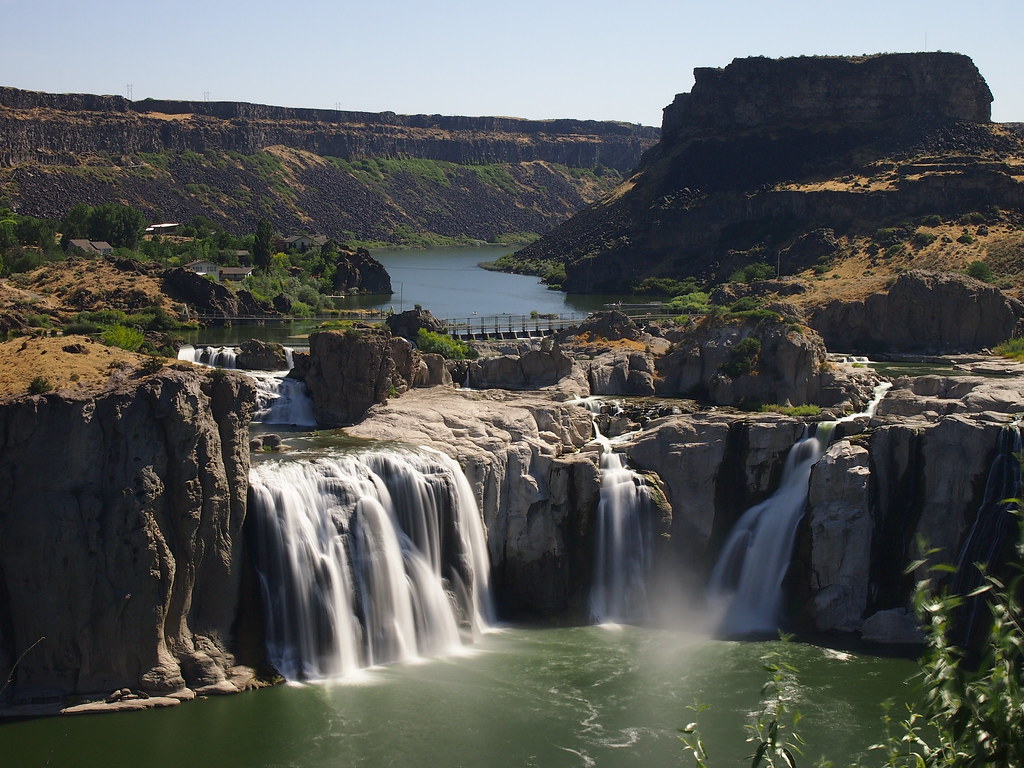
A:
<box><xmin>575</xmin><ymin>398</ymin><xmax>654</xmax><ymax>624</ymax></box>
<box><xmin>249</xmin><ymin>448</ymin><xmax>494</xmax><ymax>680</ymax></box>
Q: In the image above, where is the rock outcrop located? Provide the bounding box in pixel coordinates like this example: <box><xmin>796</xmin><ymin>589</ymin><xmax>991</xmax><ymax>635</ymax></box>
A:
<box><xmin>235</xmin><ymin>340</ymin><xmax>288</xmax><ymax>371</ymax></box>
<box><xmin>0</xmin><ymin>367</ymin><xmax>257</xmax><ymax>707</ymax></box>
<box><xmin>162</xmin><ymin>268</ymin><xmax>276</xmax><ymax>319</ymax></box>
<box><xmin>292</xmin><ymin>327</ymin><xmax>418</xmax><ymax>426</ymax></box>
<box><xmin>809</xmin><ymin>270</ymin><xmax>1023</xmax><ymax>353</ymax></box>
<box><xmin>332</xmin><ymin>248</ymin><xmax>392</xmax><ymax>295</ymax></box>
<box><xmin>509</xmin><ymin>53</ymin><xmax>1024</xmax><ymax>294</ymax></box>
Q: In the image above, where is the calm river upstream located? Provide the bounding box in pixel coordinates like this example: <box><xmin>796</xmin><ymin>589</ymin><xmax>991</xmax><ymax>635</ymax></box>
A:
<box><xmin>4</xmin><ymin>627</ymin><xmax>915</xmax><ymax>768</ymax></box>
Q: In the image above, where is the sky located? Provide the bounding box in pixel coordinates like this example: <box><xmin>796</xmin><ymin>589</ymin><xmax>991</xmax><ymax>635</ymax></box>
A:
<box><xmin>2</xmin><ymin>0</ymin><xmax>1022</xmax><ymax>126</ymax></box>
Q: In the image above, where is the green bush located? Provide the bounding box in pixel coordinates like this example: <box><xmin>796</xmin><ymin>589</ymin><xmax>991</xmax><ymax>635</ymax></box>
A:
<box><xmin>27</xmin><ymin>376</ymin><xmax>52</xmax><ymax>395</ymax></box>
<box><xmin>102</xmin><ymin>324</ymin><xmax>144</xmax><ymax>352</ymax></box>
<box><xmin>965</xmin><ymin>260</ymin><xmax>994</xmax><ymax>282</ymax></box>
<box><xmin>729</xmin><ymin>296</ymin><xmax>762</xmax><ymax>312</ymax></box>
<box><xmin>415</xmin><ymin>328</ymin><xmax>478</xmax><ymax>360</ymax></box>
<box><xmin>667</xmin><ymin>291</ymin><xmax>711</xmax><ymax>314</ymax></box>
<box><xmin>728</xmin><ymin>263</ymin><xmax>775</xmax><ymax>284</ymax></box>
<box><xmin>957</xmin><ymin>232</ymin><xmax>976</xmax><ymax>245</ymax></box>
<box><xmin>719</xmin><ymin>335</ymin><xmax>761</xmax><ymax>377</ymax></box>
<box><xmin>758</xmin><ymin>403</ymin><xmax>822</xmax><ymax>417</ymax></box>
<box><xmin>912</xmin><ymin>231</ymin><xmax>937</xmax><ymax>247</ymax></box>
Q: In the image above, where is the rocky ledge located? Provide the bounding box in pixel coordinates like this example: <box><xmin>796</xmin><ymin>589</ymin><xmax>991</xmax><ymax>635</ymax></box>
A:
<box><xmin>0</xmin><ymin>340</ymin><xmax>259</xmax><ymax>711</ymax></box>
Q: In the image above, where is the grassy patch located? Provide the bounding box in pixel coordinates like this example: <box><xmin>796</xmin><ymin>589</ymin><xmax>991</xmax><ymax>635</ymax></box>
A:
<box><xmin>759</xmin><ymin>403</ymin><xmax>822</xmax><ymax>417</ymax></box>
<box><xmin>994</xmin><ymin>337</ymin><xmax>1024</xmax><ymax>361</ymax></box>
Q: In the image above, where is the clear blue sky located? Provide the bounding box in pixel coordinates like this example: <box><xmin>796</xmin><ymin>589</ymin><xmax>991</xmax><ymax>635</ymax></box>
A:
<box><xmin>2</xmin><ymin>0</ymin><xmax>1021</xmax><ymax>126</ymax></box>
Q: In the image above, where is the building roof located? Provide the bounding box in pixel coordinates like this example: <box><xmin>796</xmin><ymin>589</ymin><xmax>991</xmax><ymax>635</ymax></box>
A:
<box><xmin>219</xmin><ymin>266</ymin><xmax>254</xmax><ymax>275</ymax></box>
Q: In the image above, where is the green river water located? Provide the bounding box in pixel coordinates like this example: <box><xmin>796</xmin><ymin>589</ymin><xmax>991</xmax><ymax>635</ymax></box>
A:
<box><xmin>4</xmin><ymin>627</ymin><xmax>916</xmax><ymax>768</ymax></box>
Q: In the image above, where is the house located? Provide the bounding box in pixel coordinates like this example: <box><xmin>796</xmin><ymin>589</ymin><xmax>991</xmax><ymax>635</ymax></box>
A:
<box><xmin>145</xmin><ymin>223</ymin><xmax>181</xmax><ymax>236</ymax></box>
<box><xmin>185</xmin><ymin>259</ymin><xmax>219</xmax><ymax>278</ymax></box>
<box><xmin>284</xmin><ymin>234</ymin><xmax>330</xmax><ymax>253</ymax></box>
<box><xmin>218</xmin><ymin>266</ymin><xmax>254</xmax><ymax>282</ymax></box>
<box><xmin>66</xmin><ymin>239</ymin><xmax>114</xmax><ymax>255</ymax></box>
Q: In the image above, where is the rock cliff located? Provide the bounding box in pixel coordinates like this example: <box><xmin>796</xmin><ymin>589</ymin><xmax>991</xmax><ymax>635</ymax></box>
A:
<box><xmin>510</xmin><ymin>53</ymin><xmax>1024</xmax><ymax>306</ymax></box>
<box><xmin>0</xmin><ymin>364</ymin><xmax>257</xmax><ymax>707</ymax></box>
<box><xmin>809</xmin><ymin>270</ymin><xmax>1023</xmax><ymax>353</ymax></box>
<box><xmin>0</xmin><ymin>86</ymin><xmax>658</xmax><ymax>243</ymax></box>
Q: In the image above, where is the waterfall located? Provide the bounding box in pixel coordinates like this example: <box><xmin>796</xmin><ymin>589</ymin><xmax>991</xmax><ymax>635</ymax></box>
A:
<box><xmin>590</xmin><ymin>449</ymin><xmax>654</xmax><ymax>624</ymax></box>
<box><xmin>577</xmin><ymin>397</ymin><xmax>653</xmax><ymax>624</ymax></box>
<box><xmin>249</xmin><ymin>448</ymin><xmax>493</xmax><ymax>680</ymax></box>
<box><xmin>251</xmin><ymin>372</ymin><xmax>318</xmax><ymax>427</ymax></box>
<box><xmin>708</xmin><ymin>382</ymin><xmax>891</xmax><ymax>635</ymax></box>
<box><xmin>178</xmin><ymin>344</ymin><xmax>239</xmax><ymax>368</ymax></box>
<box><xmin>950</xmin><ymin>423</ymin><xmax>1022</xmax><ymax>646</ymax></box>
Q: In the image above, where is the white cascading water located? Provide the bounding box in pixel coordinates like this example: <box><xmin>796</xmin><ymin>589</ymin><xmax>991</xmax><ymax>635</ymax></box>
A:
<box><xmin>249</xmin><ymin>448</ymin><xmax>494</xmax><ymax>680</ymax></box>
<box><xmin>177</xmin><ymin>344</ymin><xmax>239</xmax><ymax>368</ymax></box>
<box><xmin>708</xmin><ymin>381</ymin><xmax>891</xmax><ymax>635</ymax></box>
<box><xmin>574</xmin><ymin>397</ymin><xmax>653</xmax><ymax>624</ymax></box>
<box><xmin>251</xmin><ymin>372</ymin><xmax>318</xmax><ymax>427</ymax></box>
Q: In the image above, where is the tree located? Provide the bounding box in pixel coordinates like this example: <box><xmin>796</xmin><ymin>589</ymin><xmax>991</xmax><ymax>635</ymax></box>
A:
<box><xmin>87</xmin><ymin>202</ymin><xmax>145</xmax><ymax>249</ymax></box>
<box><xmin>253</xmin><ymin>219</ymin><xmax>274</xmax><ymax>271</ymax></box>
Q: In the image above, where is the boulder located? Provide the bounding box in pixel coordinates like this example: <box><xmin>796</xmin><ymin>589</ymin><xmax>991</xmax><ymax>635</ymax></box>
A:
<box><xmin>469</xmin><ymin>343</ymin><xmax>574</xmax><ymax>390</ymax></box>
<box><xmin>332</xmin><ymin>248</ymin><xmax>392</xmax><ymax>294</ymax></box>
<box><xmin>235</xmin><ymin>339</ymin><xmax>288</xmax><ymax>371</ymax></box>
<box><xmin>298</xmin><ymin>327</ymin><xmax>418</xmax><ymax>426</ymax></box>
<box><xmin>386</xmin><ymin>308</ymin><xmax>444</xmax><ymax>340</ymax></box>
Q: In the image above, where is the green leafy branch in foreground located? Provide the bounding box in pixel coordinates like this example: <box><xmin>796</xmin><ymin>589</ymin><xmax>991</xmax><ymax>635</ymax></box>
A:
<box><xmin>680</xmin><ymin>511</ymin><xmax>1024</xmax><ymax>768</ymax></box>
<box><xmin>680</xmin><ymin>639</ymin><xmax>804</xmax><ymax>768</ymax></box>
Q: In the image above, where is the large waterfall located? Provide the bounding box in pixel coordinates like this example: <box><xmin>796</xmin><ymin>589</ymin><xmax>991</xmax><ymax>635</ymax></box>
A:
<box><xmin>708</xmin><ymin>382</ymin><xmax>891</xmax><ymax>635</ymax></box>
<box><xmin>249</xmin><ymin>448</ymin><xmax>494</xmax><ymax>680</ymax></box>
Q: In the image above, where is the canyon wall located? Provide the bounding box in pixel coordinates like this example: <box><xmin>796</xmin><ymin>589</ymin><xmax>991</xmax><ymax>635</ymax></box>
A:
<box><xmin>0</xmin><ymin>368</ymin><xmax>257</xmax><ymax>707</ymax></box>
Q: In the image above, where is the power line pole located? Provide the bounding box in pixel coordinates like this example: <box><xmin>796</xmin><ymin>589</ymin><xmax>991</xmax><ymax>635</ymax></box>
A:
<box><xmin>126</xmin><ymin>83</ymin><xmax>133</xmax><ymax>100</ymax></box>
<box><xmin>203</xmin><ymin>90</ymin><xmax>210</xmax><ymax>103</ymax></box>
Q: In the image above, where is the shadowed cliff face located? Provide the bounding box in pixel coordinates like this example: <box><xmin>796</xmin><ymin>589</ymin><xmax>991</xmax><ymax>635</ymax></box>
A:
<box><xmin>0</xmin><ymin>368</ymin><xmax>256</xmax><ymax>704</ymax></box>
<box><xmin>512</xmin><ymin>52</ymin><xmax>1024</xmax><ymax>294</ymax></box>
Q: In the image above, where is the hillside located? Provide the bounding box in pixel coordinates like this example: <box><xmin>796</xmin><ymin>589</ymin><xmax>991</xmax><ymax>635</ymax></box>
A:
<box><xmin>509</xmin><ymin>53</ymin><xmax>1024</xmax><ymax>303</ymax></box>
<box><xmin>0</xmin><ymin>88</ymin><xmax>659</xmax><ymax>244</ymax></box>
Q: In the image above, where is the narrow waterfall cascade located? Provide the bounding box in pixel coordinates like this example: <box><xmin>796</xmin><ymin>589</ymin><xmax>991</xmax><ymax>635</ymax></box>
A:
<box><xmin>251</xmin><ymin>372</ymin><xmax>318</xmax><ymax>427</ymax></box>
<box><xmin>950</xmin><ymin>422</ymin><xmax>1023</xmax><ymax>645</ymax></box>
<box><xmin>708</xmin><ymin>381</ymin><xmax>892</xmax><ymax>635</ymax></box>
<box><xmin>249</xmin><ymin>448</ymin><xmax>494</xmax><ymax>681</ymax></box>
<box><xmin>575</xmin><ymin>397</ymin><xmax>654</xmax><ymax>624</ymax></box>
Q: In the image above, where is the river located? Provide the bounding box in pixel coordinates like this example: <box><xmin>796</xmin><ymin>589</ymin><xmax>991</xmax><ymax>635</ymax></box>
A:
<box><xmin>184</xmin><ymin>246</ymin><xmax>646</xmax><ymax>347</ymax></box>
<box><xmin>3</xmin><ymin>627</ymin><xmax>915</xmax><ymax>767</ymax></box>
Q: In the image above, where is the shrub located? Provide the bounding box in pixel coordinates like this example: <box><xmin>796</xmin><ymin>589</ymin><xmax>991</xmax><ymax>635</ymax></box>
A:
<box><xmin>102</xmin><ymin>324</ymin><xmax>144</xmax><ymax>352</ymax></box>
<box><xmin>728</xmin><ymin>263</ymin><xmax>775</xmax><ymax>284</ymax></box>
<box><xmin>27</xmin><ymin>376</ymin><xmax>51</xmax><ymax>395</ymax></box>
<box><xmin>667</xmin><ymin>291</ymin><xmax>711</xmax><ymax>314</ymax></box>
<box><xmin>958</xmin><ymin>232</ymin><xmax>976</xmax><ymax>245</ymax></box>
<box><xmin>729</xmin><ymin>296</ymin><xmax>762</xmax><ymax>312</ymax></box>
<box><xmin>912</xmin><ymin>230</ymin><xmax>937</xmax><ymax>247</ymax></box>
<box><xmin>994</xmin><ymin>337</ymin><xmax>1024</xmax><ymax>362</ymax></box>
<box><xmin>415</xmin><ymin>328</ymin><xmax>478</xmax><ymax>360</ymax></box>
<box><xmin>759</xmin><ymin>403</ymin><xmax>821</xmax><ymax>417</ymax></box>
<box><xmin>965</xmin><ymin>260</ymin><xmax>994</xmax><ymax>282</ymax></box>
<box><xmin>720</xmin><ymin>336</ymin><xmax>761</xmax><ymax>377</ymax></box>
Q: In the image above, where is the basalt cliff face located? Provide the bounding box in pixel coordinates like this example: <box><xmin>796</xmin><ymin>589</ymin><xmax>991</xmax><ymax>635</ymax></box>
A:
<box><xmin>0</xmin><ymin>87</ymin><xmax>658</xmax><ymax>242</ymax></box>
<box><xmin>0</xmin><ymin>364</ymin><xmax>258</xmax><ymax>708</ymax></box>
<box><xmin>513</xmin><ymin>52</ymin><xmax>1024</xmax><ymax>295</ymax></box>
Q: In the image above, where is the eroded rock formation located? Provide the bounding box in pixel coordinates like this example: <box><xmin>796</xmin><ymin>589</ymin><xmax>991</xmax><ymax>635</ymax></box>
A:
<box><xmin>0</xmin><ymin>367</ymin><xmax>257</xmax><ymax>707</ymax></box>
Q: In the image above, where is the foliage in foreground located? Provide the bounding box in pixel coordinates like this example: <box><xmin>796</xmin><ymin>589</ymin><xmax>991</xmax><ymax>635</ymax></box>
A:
<box><xmin>680</xmin><ymin>515</ymin><xmax>1024</xmax><ymax>768</ymax></box>
<box><xmin>415</xmin><ymin>328</ymin><xmax>478</xmax><ymax>360</ymax></box>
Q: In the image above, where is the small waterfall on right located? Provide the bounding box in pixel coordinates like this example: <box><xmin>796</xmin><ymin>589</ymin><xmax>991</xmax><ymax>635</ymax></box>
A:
<box><xmin>949</xmin><ymin>422</ymin><xmax>1023</xmax><ymax>646</ymax></box>
<box><xmin>708</xmin><ymin>381</ymin><xmax>891</xmax><ymax>635</ymax></box>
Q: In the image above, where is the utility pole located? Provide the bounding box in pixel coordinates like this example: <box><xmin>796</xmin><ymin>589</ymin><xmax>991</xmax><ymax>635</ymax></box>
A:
<box><xmin>126</xmin><ymin>83</ymin><xmax>133</xmax><ymax>100</ymax></box>
<box><xmin>203</xmin><ymin>90</ymin><xmax>210</xmax><ymax>103</ymax></box>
